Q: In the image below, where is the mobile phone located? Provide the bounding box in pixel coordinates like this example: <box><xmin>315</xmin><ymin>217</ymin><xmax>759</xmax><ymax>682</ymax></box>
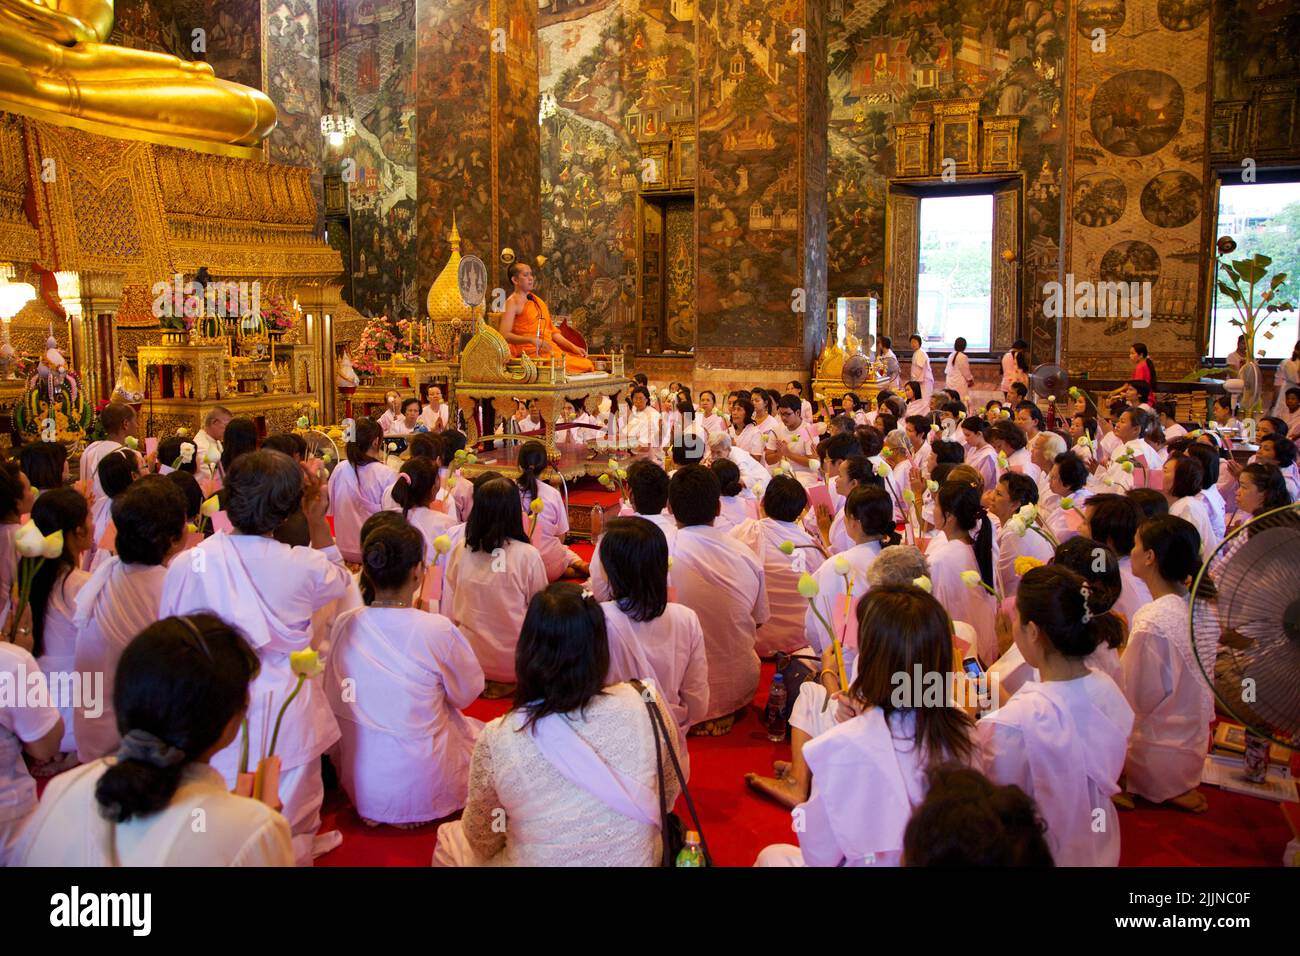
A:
<box><xmin>961</xmin><ymin>656</ymin><xmax>984</xmax><ymax>680</ymax></box>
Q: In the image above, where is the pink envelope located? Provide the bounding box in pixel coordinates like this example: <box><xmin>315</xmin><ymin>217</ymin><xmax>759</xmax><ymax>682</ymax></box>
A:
<box><xmin>210</xmin><ymin>510</ymin><xmax>233</xmax><ymax>534</ymax></box>
<box><xmin>421</xmin><ymin>563</ymin><xmax>443</xmax><ymax>604</ymax></box>
<box><xmin>1133</xmin><ymin>467</ymin><xmax>1164</xmax><ymax>491</ymax></box>
<box><xmin>806</xmin><ymin>483</ymin><xmax>833</xmax><ymax>514</ymax></box>
<box><xmin>145</xmin><ymin>437</ymin><xmax>158</xmax><ymax>457</ymax></box>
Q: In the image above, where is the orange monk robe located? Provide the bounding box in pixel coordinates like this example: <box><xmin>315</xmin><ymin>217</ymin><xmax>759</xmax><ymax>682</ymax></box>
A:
<box><xmin>508</xmin><ymin>296</ymin><xmax>594</xmax><ymax>374</ymax></box>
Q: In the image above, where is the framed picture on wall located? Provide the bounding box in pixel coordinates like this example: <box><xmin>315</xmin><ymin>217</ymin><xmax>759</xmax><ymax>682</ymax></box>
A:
<box><xmin>933</xmin><ymin>99</ymin><xmax>979</xmax><ymax>174</ymax></box>
<box><xmin>1252</xmin><ymin>87</ymin><xmax>1297</xmax><ymax>155</ymax></box>
<box><xmin>894</xmin><ymin>122</ymin><xmax>931</xmax><ymax>176</ymax></box>
<box><xmin>639</xmin><ymin>142</ymin><xmax>669</xmax><ymax>190</ymax></box>
<box><xmin>981</xmin><ymin>117</ymin><xmax>1020</xmax><ymax>172</ymax></box>
<box><xmin>1211</xmin><ymin>101</ymin><xmax>1247</xmax><ymax>160</ymax></box>
<box><xmin>671</xmin><ymin>128</ymin><xmax>697</xmax><ymax>189</ymax></box>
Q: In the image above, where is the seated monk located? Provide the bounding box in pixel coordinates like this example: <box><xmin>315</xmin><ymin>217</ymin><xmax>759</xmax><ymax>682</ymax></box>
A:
<box><xmin>498</xmin><ymin>263</ymin><xmax>594</xmax><ymax>374</ymax></box>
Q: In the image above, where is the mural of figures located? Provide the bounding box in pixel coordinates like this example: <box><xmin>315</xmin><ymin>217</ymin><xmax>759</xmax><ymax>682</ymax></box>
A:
<box><xmin>696</xmin><ymin>0</ymin><xmax>813</xmax><ymax>356</ymax></box>
<box><xmin>1158</xmin><ymin>0</ymin><xmax>1210</xmax><ymax>30</ymax></box>
<box><xmin>110</xmin><ymin>0</ymin><xmax>262</xmax><ymax>90</ymax></box>
<box><xmin>1077</xmin><ymin>0</ymin><xmax>1127</xmax><ymax>36</ymax></box>
<box><xmin>539</xmin><ymin>0</ymin><xmax>693</xmax><ymax>352</ymax></box>
<box><xmin>825</xmin><ymin>0</ymin><xmax>1067</xmax><ymax>357</ymax></box>
<box><xmin>1212</xmin><ymin>1</ymin><xmax>1300</xmax><ymax>162</ymax></box>
<box><xmin>1100</xmin><ymin>240</ymin><xmax>1162</xmax><ymax>285</ymax></box>
<box><xmin>321</xmin><ymin>0</ymin><xmax>418</xmax><ymax>319</ymax></box>
<box><xmin>1073</xmin><ymin>174</ymin><xmax>1127</xmax><ymax>228</ymax></box>
<box><xmin>1090</xmin><ymin>70</ymin><xmax>1184</xmax><ymax>158</ymax></box>
<box><xmin>265</xmin><ymin>0</ymin><xmax>324</xmax><ymax>229</ymax></box>
<box><xmin>1140</xmin><ymin>170</ymin><xmax>1202</xmax><ymax>228</ymax></box>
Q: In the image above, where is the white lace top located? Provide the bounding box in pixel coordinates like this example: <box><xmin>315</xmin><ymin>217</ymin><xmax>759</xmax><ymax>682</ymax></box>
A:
<box><xmin>460</xmin><ymin>683</ymin><xmax>681</xmax><ymax>867</ymax></box>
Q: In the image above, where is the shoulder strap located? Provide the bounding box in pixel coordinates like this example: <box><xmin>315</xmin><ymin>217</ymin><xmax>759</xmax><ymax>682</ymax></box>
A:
<box><xmin>630</xmin><ymin>679</ymin><xmax>713</xmax><ymax>866</ymax></box>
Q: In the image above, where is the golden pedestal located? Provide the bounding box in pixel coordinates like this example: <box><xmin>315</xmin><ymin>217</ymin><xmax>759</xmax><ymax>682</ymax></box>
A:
<box><xmin>142</xmin><ymin>393</ymin><xmax>316</xmax><ymax>438</ymax></box>
<box><xmin>352</xmin><ymin>359</ymin><xmax>459</xmax><ymax>420</ymax></box>
<box><xmin>455</xmin><ymin>320</ymin><xmax>630</xmax><ymax>464</ymax></box>
<box><xmin>137</xmin><ymin>344</ymin><xmax>229</xmax><ymax>402</ymax></box>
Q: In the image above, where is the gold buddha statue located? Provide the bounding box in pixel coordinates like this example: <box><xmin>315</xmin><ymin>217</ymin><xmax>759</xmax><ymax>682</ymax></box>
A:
<box><xmin>0</xmin><ymin>0</ymin><xmax>276</xmax><ymax>147</ymax></box>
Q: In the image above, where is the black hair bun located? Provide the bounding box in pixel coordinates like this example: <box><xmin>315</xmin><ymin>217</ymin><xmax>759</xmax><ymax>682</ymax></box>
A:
<box><xmin>364</xmin><ymin>541</ymin><xmax>391</xmax><ymax>571</ymax></box>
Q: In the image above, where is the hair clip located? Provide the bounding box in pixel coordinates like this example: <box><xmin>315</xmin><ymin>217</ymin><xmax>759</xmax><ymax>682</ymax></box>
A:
<box><xmin>1080</xmin><ymin>582</ymin><xmax>1093</xmax><ymax>624</ymax></box>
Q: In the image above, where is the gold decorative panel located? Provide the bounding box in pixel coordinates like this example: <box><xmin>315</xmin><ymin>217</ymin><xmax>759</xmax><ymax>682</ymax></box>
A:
<box><xmin>884</xmin><ymin>189</ymin><xmax>919</xmax><ymax>340</ymax></box>
<box><xmin>894</xmin><ymin>122</ymin><xmax>931</xmax><ymax>176</ymax></box>
<box><xmin>0</xmin><ymin>113</ymin><xmax>38</xmax><ymax>266</ymax></box>
<box><xmin>981</xmin><ymin>117</ymin><xmax>1021</xmax><ymax>173</ymax></box>
<box><xmin>664</xmin><ymin>200</ymin><xmax>695</xmax><ymax>351</ymax></box>
<box><xmin>992</xmin><ymin>182</ymin><xmax>1021</xmax><ymax>351</ymax></box>
<box><xmin>932</xmin><ymin>99</ymin><xmax>980</xmax><ymax>174</ymax></box>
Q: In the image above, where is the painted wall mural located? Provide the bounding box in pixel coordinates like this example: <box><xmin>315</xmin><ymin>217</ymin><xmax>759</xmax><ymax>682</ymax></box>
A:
<box><xmin>695</xmin><ymin>0</ymin><xmax>815</xmax><ymax>362</ymax></box>
<box><xmin>538</xmin><ymin>0</ymin><xmax>693</xmax><ymax>353</ymax></box>
<box><xmin>1062</xmin><ymin>0</ymin><xmax>1212</xmax><ymax>377</ymax></box>
<box><xmin>265</xmin><ymin>0</ymin><xmax>325</xmax><ymax>230</ymax></box>
<box><xmin>415</xmin><ymin>0</ymin><xmax>490</xmax><ymax>305</ymax></box>
<box><xmin>264</xmin><ymin>4</ymin><xmax>321</xmax><ymax>170</ymax></box>
<box><xmin>825</xmin><ymin>0</ymin><xmax>1067</xmax><ymax>361</ymax></box>
<box><xmin>109</xmin><ymin>0</ymin><xmax>262</xmax><ymax>90</ymax></box>
<box><xmin>320</xmin><ymin>0</ymin><xmax>418</xmax><ymax>319</ymax></box>
<box><xmin>1212</xmin><ymin>0</ymin><xmax>1300</xmax><ymax>163</ymax></box>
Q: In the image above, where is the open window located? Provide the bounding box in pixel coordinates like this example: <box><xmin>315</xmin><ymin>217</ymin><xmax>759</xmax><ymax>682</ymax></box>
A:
<box><xmin>885</xmin><ymin>178</ymin><xmax>1020</xmax><ymax>355</ymax></box>
<box><xmin>1207</xmin><ymin>172</ymin><xmax>1300</xmax><ymax>361</ymax></box>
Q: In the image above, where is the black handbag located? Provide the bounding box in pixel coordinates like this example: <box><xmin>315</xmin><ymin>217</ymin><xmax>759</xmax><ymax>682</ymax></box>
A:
<box><xmin>630</xmin><ymin>679</ymin><xmax>713</xmax><ymax>867</ymax></box>
<box><xmin>773</xmin><ymin>651</ymin><xmax>821</xmax><ymax>722</ymax></box>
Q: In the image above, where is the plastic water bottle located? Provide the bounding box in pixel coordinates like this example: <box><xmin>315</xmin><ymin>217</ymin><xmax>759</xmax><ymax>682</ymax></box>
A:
<box><xmin>765</xmin><ymin>673</ymin><xmax>788</xmax><ymax>742</ymax></box>
<box><xmin>676</xmin><ymin>831</ymin><xmax>704</xmax><ymax>867</ymax></box>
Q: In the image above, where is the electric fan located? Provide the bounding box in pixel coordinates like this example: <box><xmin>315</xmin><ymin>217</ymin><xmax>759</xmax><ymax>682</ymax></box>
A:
<box><xmin>842</xmin><ymin>354</ymin><xmax>873</xmax><ymax>389</ymax></box>
<box><xmin>1191</xmin><ymin>502</ymin><xmax>1300</xmax><ymax>751</ymax></box>
<box><xmin>1029</xmin><ymin>362</ymin><xmax>1069</xmax><ymax>400</ymax></box>
<box><xmin>1029</xmin><ymin>363</ymin><xmax>1070</xmax><ymax>428</ymax></box>
<box><xmin>301</xmin><ymin>429</ymin><xmax>342</xmax><ymax>477</ymax></box>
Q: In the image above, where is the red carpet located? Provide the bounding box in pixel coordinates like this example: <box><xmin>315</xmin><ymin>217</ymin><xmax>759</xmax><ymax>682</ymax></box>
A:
<box><xmin>317</xmin><ymin>659</ymin><xmax>1294</xmax><ymax>867</ymax></box>
<box><xmin>318</xmin><ymin>477</ymin><xmax>1294</xmax><ymax>866</ymax></box>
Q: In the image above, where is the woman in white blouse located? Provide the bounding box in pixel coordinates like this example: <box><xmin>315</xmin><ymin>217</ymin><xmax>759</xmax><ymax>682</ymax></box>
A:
<box><xmin>1164</xmin><ymin>455</ymin><xmax>1218</xmax><ymax>562</ymax></box>
<box><xmin>13</xmin><ymin>614</ymin><xmax>294</xmax><ymax>866</ymax></box>
<box><xmin>433</xmin><ymin>583</ymin><xmax>681</xmax><ymax>867</ymax></box>
<box><xmin>420</xmin><ymin>385</ymin><xmax>451</xmax><ymax>432</ymax></box>
<box><xmin>729</xmin><ymin>397</ymin><xmax>762</xmax><ymax>457</ymax></box>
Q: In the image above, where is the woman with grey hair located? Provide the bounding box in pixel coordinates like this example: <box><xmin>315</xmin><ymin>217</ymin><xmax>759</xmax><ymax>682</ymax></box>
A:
<box><xmin>744</xmin><ymin>544</ymin><xmax>935</xmax><ymax>809</ymax></box>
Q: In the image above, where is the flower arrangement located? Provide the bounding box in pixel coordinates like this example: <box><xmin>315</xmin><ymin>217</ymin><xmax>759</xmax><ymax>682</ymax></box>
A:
<box><xmin>260</xmin><ymin>296</ymin><xmax>296</xmax><ymax>333</ymax></box>
<box><xmin>353</xmin><ymin>315</ymin><xmax>400</xmax><ymax>378</ymax></box>
<box><xmin>7</xmin><ymin>524</ymin><xmax>63</xmax><ymax>642</ymax></box>
<box><xmin>1014</xmin><ymin>555</ymin><xmax>1045</xmax><ymax>577</ymax></box>
<box><xmin>527</xmin><ymin>497</ymin><xmax>544</xmax><ymax>538</ymax></box>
